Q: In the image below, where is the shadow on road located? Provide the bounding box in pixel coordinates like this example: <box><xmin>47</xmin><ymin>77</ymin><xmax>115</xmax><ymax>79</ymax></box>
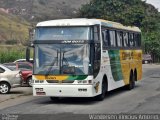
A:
<box><xmin>8</xmin><ymin>91</ymin><xmax>24</xmax><ymax>94</ymax></box>
<box><xmin>37</xmin><ymin>85</ymin><xmax>141</xmax><ymax>105</ymax></box>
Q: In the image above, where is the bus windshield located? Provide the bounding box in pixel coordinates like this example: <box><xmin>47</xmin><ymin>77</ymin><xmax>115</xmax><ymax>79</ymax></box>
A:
<box><xmin>35</xmin><ymin>27</ymin><xmax>91</xmax><ymax>40</ymax></box>
<box><xmin>34</xmin><ymin>44</ymin><xmax>91</xmax><ymax>75</ymax></box>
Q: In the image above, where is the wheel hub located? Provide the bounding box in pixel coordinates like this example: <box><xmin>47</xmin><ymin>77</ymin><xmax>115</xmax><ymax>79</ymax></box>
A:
<box><xmin>0</xmin><ymin>84</ymin><xmax>9</xmax><ymax>93</ymax></box>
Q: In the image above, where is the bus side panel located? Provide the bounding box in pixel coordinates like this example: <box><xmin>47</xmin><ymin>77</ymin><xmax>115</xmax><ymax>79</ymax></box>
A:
<box><xmin>119</xmin><ymin>50</ymin><xmax>131</xmax><ymax>85</ymax></box>
<box><xmin>119</xmin><ymin>50</ymin><xmax>142</xmax><ymax>86</ymax></box>
<box><xmin>102</xmin><ymin>49</ymin><xmax>142</xmax><ymax>91</ymax></box>
<box><xmin>108</xmin><ymin>50</ymin><xmax>123</xmax><ymax>82</ymax></box>
<box><xmin>133</xmin><ymin>50</ymin><xmax>142</xmax><ymax>81</ymax></box>
<box><xmin>101</xmin><ymin>50</ymin><xmax>125</xmax><ymax>91</ymax></box>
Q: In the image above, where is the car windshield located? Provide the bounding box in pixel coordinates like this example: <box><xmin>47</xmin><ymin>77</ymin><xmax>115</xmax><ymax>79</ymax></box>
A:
<box><xmin>34</xmin><ymin>44</ymin><xmax>91</xmax><ymax>75</ymax></box>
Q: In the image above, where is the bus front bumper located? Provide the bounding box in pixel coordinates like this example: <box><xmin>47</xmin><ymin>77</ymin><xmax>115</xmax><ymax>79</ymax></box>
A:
<box><xmin>33</xmin><ymin>84</ymin><xmax>96</xmax><ymax>97</ymax></box>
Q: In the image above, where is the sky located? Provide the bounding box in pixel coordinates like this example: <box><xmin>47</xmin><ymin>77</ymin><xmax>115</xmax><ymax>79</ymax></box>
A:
<box><xmin>146</xmin><ymin>0</ymin><xmax>160</xmax><ymax>11</ymax></box>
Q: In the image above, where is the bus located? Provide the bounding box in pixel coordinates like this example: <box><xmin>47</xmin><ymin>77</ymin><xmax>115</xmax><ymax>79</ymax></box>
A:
<box><xmin>26</xmin><ymin>18</ymin><xmax>142</xmax><ymax>101</ymax></box>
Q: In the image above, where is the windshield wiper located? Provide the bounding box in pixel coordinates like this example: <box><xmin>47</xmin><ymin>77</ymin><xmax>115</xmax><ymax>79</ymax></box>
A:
<box><xmin>60</xmin><ymin>50</ymin><xmax>70</xmax><ymax>74</ymax></box>
<box><xmin>62</xmin><ymin>51</ymin><xmax>69</xmax><ymax>66</ymax></box>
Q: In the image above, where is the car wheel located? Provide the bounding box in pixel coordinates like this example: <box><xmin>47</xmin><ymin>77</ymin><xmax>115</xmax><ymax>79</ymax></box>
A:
<box><xmin>27</xmin><ymin>77</ymin><xmax>32</xmax><ymax>87</ymax></box>
<box><xmin>0</xmin><ymin>82</ymin><xmax>10</xmax><ymax>94</ymax></box>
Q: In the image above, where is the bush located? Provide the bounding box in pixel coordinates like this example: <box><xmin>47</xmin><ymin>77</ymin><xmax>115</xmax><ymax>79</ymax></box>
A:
<box><xmin>0</xmin><ymin>45</ymin><xmax>26</xmax><ymax>63</ymax></box>
<box><xmin>5</xmin><ymin>40</ymin><xmax>18</xmax><ymax>45</ymax></box>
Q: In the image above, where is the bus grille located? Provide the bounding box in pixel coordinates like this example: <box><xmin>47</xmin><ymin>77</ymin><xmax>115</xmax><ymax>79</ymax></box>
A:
<box><xmin>46</xmin><ymin>80</ymin><xmax>74</xmax><ymax>83</ymax></box>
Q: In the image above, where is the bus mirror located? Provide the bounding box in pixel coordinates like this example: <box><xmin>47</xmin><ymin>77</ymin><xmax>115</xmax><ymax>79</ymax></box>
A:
<box><xmin>26</xmin><ymin>47</ymin><xmax>30</xmax><ymax>62</ymax></box>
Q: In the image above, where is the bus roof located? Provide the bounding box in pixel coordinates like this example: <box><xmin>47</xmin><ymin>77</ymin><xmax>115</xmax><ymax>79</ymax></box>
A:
<box><xmin>37</xmin><ymin>18</ymin><xmax>141</xmax><ymax>32</ymax></box>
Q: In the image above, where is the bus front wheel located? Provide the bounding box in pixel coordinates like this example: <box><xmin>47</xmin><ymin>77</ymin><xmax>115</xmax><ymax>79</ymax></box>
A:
<box><xmin>95</xmin><ymin>80</ymin><xmax>107</xmax><ymax>101</ymax></box>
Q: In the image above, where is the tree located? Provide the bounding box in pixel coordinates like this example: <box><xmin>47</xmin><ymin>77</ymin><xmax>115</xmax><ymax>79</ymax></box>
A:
<box><xmin>79</xmin><ymin>0</ymin><xmax>160</xmax><ymax>62</ymax></box>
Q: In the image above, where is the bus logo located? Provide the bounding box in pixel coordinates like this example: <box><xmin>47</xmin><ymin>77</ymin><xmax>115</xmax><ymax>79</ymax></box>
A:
<box><xmin>61</xmin><ymin>40</ymin><xmax>85</xmax><ymax>44</ymax></box>
<box><xmin>45</xmin><ymin>76</ymin><xmax>57</xmax><ymax>80</ymax></box>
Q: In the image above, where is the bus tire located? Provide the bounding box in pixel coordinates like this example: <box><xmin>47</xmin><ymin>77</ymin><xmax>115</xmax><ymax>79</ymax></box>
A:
<box><xmin>126</xmin><ymin>72</ymin><xmax>135</xmax><ymax>90</ymax></box>
<box><xmin>95</xmin><ymin>80</ymin><xmax>107</xmax><ymax>101</ymax></box>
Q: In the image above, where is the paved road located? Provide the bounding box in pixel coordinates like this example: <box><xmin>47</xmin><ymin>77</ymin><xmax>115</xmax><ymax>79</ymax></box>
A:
<box><xmin>0</xmin><ymin>64</ymin><xmax>160</xmax><ymax>119</ymax></box>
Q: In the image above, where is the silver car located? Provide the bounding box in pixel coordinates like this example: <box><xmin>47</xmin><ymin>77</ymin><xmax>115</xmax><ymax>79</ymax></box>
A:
<box><xmin>0</xmin><ymin>64</ymin><xmax>21</xmax><ymax>94</ymax></box>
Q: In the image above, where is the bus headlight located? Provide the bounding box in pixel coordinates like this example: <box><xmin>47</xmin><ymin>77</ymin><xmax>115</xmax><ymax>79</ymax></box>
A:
<box><xmin>35</xmin><ymin>80</ymin><xmax>40</xmax><ymax>83</ymax></box>
<box><xmin>34</xmin><ymin>80</ymin><xmax>44</xmax><ymax>83</ymax></box>
<box><xmin>88</xmin><ymin>80</ymin><xmax>92</xmax><ymax>84</ymax></box>
<box><xmin>40</xmin><ymin>80</ymin><xmax>44</xmax><ymax>83</ymax></box>
<box><xmin>77</xmin><ymin>80</ymin><xmax>92</xmax><ymax>84</ymax></box>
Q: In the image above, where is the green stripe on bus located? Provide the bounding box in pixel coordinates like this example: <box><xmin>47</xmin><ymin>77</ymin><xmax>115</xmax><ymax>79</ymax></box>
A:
<box><xmin>67</xmin><ymin>75</ymin><xmax>88</xmax><ymax>80</ymax></box>
<box><xmin>108</xmin><ymin>50</ymin><xmax>123</xmax><ymax>81</ymax></box>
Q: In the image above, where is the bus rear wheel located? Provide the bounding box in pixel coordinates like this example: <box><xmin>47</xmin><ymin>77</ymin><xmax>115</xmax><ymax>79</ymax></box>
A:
<box><xmin>95</xmin><ymin>80</ymin><xmax>107</xmax><ymax>101</ymax></box>
<box><xmin>126</xmin><ymin>73</ymin><xmax>135</xmax><ymax>90</ymax></box>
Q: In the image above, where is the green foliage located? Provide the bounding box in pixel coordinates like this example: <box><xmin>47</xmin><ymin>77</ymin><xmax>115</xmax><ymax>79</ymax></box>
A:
<box><xmin>79</xmin><ymin>0</ymin><xmax>146</xmax><ymax>27</ymax></box>
<box><xmin>0</xmin><ymin>45</ymin><xmax>26</xmax><ymax>63</ymax></box>
<box><xmin>5</xmin><ymin>40</ymin><xmax>17</xmax><ymax>45</ymax></box>
<box><xmin>79</xmin><ymin>0</ymin><xmax>160</xmax><ymax>62</ymax></box>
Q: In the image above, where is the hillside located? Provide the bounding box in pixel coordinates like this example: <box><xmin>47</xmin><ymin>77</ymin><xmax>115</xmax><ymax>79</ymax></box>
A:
<box><xmin>0</xmin><ymin>0</ymin><xmax>90</xmax><ymax>21</ymax></box>
<box><xmin>0</xmin><ymin>11</ymin><xmax>30</xmax><ymax>44</ymax></box>
<box><xmin>0</xmin><ymin>0</ymin><xmax>159</xmax><ymax>45</ymax></box>
<box><xmin>0</xmin><ymin>0</ymin><xmax>89</xmax><ymax>43</ymax></box>
<box><xmin>32</xmin><ymin>0</ymin><xmax>90</xmax><ymax>21</ymax></box>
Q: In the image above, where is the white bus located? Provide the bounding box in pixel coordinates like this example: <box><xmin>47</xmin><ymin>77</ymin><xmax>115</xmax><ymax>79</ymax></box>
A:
<box><xmin>26</xmin><ymin>18</ymin><xmax>142</xmax><ymax>101</ymax></box>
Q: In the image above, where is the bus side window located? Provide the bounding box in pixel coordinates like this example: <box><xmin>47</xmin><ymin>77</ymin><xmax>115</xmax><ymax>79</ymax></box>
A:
<box><xmin>102</xmin><ymin>30</ymin><xmax>109</xmax><ymax>48</ymax></box>
<box><xmin>134</xmin><ymin>34</ymin><xmax>138</xmax><ymax>47</ymax></box>
<box><xmin>117</xmin><ymin>31</ymin><xmax>123</xmax><ymax>47</ymax></box>
<box><xmin>134</xmin><ymin>33</ymin><xmax>141</xmax><ymax>47</ymax></box>
<box><xmin>123</xmin><ymin>32</ymin><xmax>129</xmax><ymax>47</ymax></box>
<box><xmin>94</xmin><ymin>26</ymin><xmax>100</xmax><ymax>41</ymax></box>
<box><xmin>129</xmin><ymin>33</ymin><xmax>134</xmax><ymax>47</ymax></box>
<box><xmin>109</xmin><ymin>30</ymin><xmax>116</xmax><ymax>47</ymax></box>
<box><xmin>137</xmin><ymin>34</ymin><xmax>141</xmax><ymax>47</ymax></box>
<box><xmin>93</xmin><ymin>43</ymin><xmax>101</xmax><ymax>78</ymax></box>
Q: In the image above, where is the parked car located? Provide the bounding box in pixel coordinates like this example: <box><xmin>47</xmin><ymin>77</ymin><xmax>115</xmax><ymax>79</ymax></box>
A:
<box><xmin>142</xmin><ymin>54</ymin><xmax>152</xmax><ymax>64</ymax></box>
<box><xmin>14</xmin><ymin>58</ymin><xmax>34</xmax><ymax>64</ymax></box>
<box><xmin>0</xmin><ymin>64</ymin><xmax>21</xmax><ymax>94</ymax></box>
<box><xmin>3</xmin><ymin>62</ymin><xmax>33</xmax><ymax>87</ymax></box>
